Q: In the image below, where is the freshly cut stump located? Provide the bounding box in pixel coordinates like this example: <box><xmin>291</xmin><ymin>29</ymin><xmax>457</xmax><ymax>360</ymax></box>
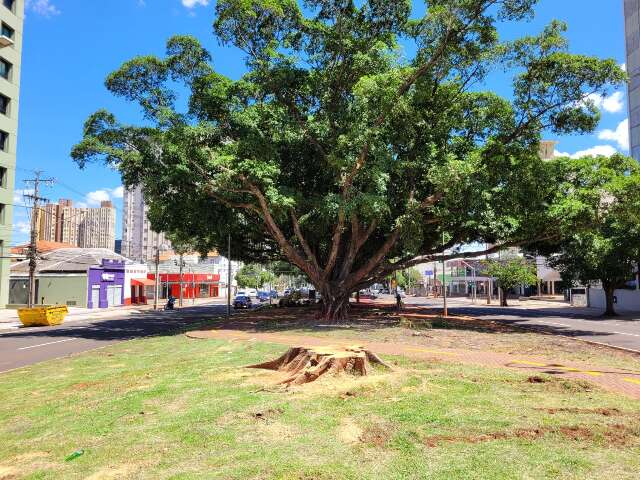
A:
<box><xmin>247</xmin><ymin>345</ymin><xmax>390</xmax><ymax>385</ymax></box>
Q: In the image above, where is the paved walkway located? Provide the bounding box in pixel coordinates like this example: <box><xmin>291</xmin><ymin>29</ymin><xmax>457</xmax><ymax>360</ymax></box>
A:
<box><xmin>186</xmin><ymin>329</ymin><xmax>640</xmax><ymax>399</ymax></box>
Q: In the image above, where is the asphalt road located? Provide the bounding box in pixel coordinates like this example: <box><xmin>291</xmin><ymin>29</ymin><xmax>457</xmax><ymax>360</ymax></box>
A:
<box><xmin>404</xmin><ymin>296</ymin><xmax>640</xmax><ymax>353</ymax></box>
<box><xmin>3</xmin><ymin>296</ymin><xmax>640</xmax><ymax>373</ymax></box>
<box><xmin>0</xmin><ymin>303</ymin><xmax>230</xmax><ymax>373</ymax></box>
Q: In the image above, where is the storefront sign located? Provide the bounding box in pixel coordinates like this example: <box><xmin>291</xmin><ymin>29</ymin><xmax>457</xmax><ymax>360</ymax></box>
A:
<box><xmin>102</xmin><ymin>273</ymin><xmax>115</xmax><ymax>281</ymax></box>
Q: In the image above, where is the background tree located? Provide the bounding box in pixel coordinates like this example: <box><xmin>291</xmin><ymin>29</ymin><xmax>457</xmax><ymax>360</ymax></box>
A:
<box><xmin>236</xmin><ymin>264</ymin><xmax>276</xmax><ymax>290</ymax></box>
<box><xmin>542</xmin><ymin>155</ymin><xmax>640</xmax><ymax>316</ymax></box>
<box><xmin>484</xmin><ymin>258</ymin><xmax>537</xmax><ymax>306</ymax></box>
<box><xmin>72</xmin><ymin>0</ymin><xmax>624</xmax><ymax>320</ymax></box>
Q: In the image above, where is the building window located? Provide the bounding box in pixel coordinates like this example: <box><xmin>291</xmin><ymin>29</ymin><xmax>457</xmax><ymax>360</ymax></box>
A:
<box><xmin>0</xmin><ymin>166</ymin><xmax>6</xmax><ymax>187</ymax></box>
<box><xmin>0</xmin><ymin>204</ymin><xmax>5</xmax><ymax>224</ymax></box>
<box><xmin>0</xmin><ymin>58</ymin><xmax>11</xmax><ymax>80</ymax></box>
<box><xmin>0</xmin><ymin>130</ymin><xmax>8</xmax><ymax>151</ymax></box>
<box><xmin>2</xmin><ymin>0</ymin><xmax>14</xmax><ymax>13</ymax></box>
<box><xmin>0</xmin><ymin>94</ymin><xmax>9</xmax><ymax>115</ymax></box>
<box><xmin>1</xmin><ymin>23</ymin><xmax>13</xmax><ymax>39</ymax></box>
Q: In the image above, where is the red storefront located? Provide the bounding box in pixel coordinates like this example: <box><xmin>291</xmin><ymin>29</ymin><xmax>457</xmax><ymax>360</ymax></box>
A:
<box><xmin>147</xmin><ymin>272</ymin><xmax>221</xmax><ymax>299</ymax></box>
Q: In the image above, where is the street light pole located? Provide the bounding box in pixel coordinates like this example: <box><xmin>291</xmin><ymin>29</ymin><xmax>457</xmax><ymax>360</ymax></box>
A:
<box><xmin>227</xmin><ymin>233</ymin><xmax>231</xmax><ymax>321</ymax></box>
<box><xmin>442</xmin><ymin>231</ymin><xmax>448</xmax><ymax>317</ymax></box>
<box><xmin>153</xmin><ymin>246</ymin><xmax>160</xmax><ymax>310</ymax></box>
<box><xmin>178</xmin><ymin>253</ymin><xmax>184</xmax><ymax>307</ymax></box>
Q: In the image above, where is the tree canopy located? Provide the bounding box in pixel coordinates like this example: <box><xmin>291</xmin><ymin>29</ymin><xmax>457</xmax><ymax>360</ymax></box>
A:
<box><xmin>542</xmin><ymin>154</ymin><xmax>640</xmax><ymax>316</ymax></box>
<box><xmin>236</xmin><ymin>263</ymin><xmax>277</xmax><ymax>289</ymax></box>
<box><xmin>71</xmin><ymin>0</ymin><xmax>625</xmax><ymax>320</ymax></box>
<box><xmin>484</xmin><ymin>257</ymin><xmax>536</xmax><ymax>306</ymax></box>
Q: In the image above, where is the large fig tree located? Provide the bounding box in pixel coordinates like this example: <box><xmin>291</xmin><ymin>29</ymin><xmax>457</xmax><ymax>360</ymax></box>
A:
<box><xmin>72</xmin><ymin>0</ymin><xmax>624</xmax><ymax>320</ymax></box>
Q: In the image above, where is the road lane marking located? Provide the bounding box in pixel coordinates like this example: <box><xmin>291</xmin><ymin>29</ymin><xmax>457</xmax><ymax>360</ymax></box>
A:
<box><xmin>611</xmin><ymin>331</ymin><xmax>640</xmax><ymax>338</ymax></box>
<box><xmin>513</xmin><ymin>360</ymin><xmax>547</xmax><ymax>366</ymax></box>
<box><xmin>537</xmin><ymin>321</ymin><xmax>571</xmax><ymax>327</ymax></box>
<box><xmin>623</xmin><ymin>378</ymin><xmax>640</xmax><ymax>385</ymax></box>
<box><xmin>18</xmin><ymin>338</ymin><xmax>76</xmax><ymax>350</ymax></box>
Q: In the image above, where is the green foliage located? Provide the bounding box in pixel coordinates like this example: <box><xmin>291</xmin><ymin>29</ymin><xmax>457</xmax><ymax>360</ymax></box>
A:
<box><xmin>236</xmin><ymin>263</ymin><xmax>277</xmax><ymax>289</ymax></box>
<box><xmin>541</xmin><ymin>155</ymin><xmax>640</xmax><ymax>302</ymax></box>
<box><xmin>484</xmin><ymin>258</ymin><xmax>537</xmax><ymax>292</ymax></box>
<box><xmin>71</xmin><ymin>1</ymin><xmax>626</xmax><ymax>308</ymax></box>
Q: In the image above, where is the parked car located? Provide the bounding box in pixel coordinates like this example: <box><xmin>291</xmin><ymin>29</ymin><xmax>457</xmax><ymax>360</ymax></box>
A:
<box><xmin>256</xmin><ymin>291</ymin><xmax>270</xmax><ymax>302</ymax></box>
<box><xmin>380</xmin><ymin>287</ymin><xmax>390</xmax><ymax>294</ymax></box>
<box><xmin>233</xmin><ymin>295</ymin><xmax>252</xmax><ymax>309</ymax></box>
<box><xmin>358</xmin><ymin>290</ymin><xmax>377</xmax><ymax>300</ymax></box>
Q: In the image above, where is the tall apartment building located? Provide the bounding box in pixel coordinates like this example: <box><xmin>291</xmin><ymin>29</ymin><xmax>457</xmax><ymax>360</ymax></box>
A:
<box><xmin>625</xmin><ymin>0</ymin><xmax>640</xmax><ymax>161</ymax></box>
<box><xmin>0</xmin><ymin>0</ymin><xmax>23</xmax><ymax>307</ymax></box>
<box><xmin>38</xmin><ymin>199</ymin><xmax>116</xmax><ymax>250</ymax></box>
<box><xmin>122</xmin><ymin>185</ymin><xmax>171</xmax><ymax>262</ymax></box>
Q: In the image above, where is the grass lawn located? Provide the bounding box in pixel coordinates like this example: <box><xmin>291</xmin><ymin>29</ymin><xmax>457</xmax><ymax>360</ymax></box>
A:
<box><xmin>1</xmin><ymin>331</ymin><xmax>640</xmax><ymax>479</ymax></box>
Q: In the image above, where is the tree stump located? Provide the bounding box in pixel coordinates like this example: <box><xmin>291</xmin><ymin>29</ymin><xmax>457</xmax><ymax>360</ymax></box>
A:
<box><xmin>247</xmin><ymin>345</ymin><xmax>391</xmax><ymax>385</ymax></box>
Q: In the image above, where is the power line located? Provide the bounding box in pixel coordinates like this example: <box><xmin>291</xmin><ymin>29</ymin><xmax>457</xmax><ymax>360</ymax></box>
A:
<box><xmin>23</xmin><ymin>170</ymin><xmax>55</xmax><ymax>308</ymax></box>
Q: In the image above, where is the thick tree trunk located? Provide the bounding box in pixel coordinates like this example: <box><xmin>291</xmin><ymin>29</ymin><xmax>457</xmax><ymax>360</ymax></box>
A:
<box><xmin>319</xmin><ymin>290</ymin><xmax>351</xmax><ymax>323</ymax></box>
<box><xmin>500</xmin><ymin>288</ymin><xmax>508</xmax><ymax>307</ymax></box>
<box><xmin>603</xmin><ymin>284</ymin><xmax>617</xmax><ymax>317</ymax></box>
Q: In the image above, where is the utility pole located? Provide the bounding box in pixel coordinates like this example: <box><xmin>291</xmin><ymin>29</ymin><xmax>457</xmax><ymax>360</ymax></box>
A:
<box><xmin>153</xmin><ymin>246</ymin><xmax>160</xmax><ymax>310</ymax></box>
<box><xmin>442</xmin><ymin>231</ymin><xmax>448</xmax><ymax>317</ymax></box>
<box><xmin>178</xmin><ymin>253</ymin><xmax>184</xmax><ymax>307</ymax></box>
<box><xmin>227</xmin><ymin>234</ymin><xmax>232</xmax><ymax>321</ymax></box>
<box><xmin>23</xmin><ymin>171</ymin><xmax>54</xmax><ymax>308</ymax></box>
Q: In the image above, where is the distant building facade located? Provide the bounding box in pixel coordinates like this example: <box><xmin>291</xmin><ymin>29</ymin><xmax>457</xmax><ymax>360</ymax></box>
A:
<box><xmin>122</xmin><ymin>185</ymin><xmax>171</xmax><ymax>262</ymax></box>
<box><xmin>0</xmin><ymin>0</ymin><xmax>25</xmax><ymax>307</ymax></box>
<box><xmin>625</xmin><ymin>0</ymin><xmax>640</xmax><ymax>161</ymax></box>
<box><xmin>38</xmin><ymin>199</ymin><xmax>116</xmax><ymax>250</ymax></box>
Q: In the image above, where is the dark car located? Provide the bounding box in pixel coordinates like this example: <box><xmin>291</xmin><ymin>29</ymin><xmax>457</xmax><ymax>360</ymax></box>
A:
<box><xmin>233</xmin><ymin>295</ymin><xmax>252</xmax><ymax>309</ymax></box>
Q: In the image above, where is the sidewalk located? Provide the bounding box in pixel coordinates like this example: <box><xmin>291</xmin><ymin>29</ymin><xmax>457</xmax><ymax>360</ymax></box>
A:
<box><xmin>0</xmin><ymin>297</ymin><xmax>225</xmax><ymax>330</ymax></box>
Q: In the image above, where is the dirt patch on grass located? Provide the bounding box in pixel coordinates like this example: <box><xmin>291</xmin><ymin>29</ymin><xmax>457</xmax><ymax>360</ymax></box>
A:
<box><xmin>422</xmin><ymin>423</ymin><xmax>640</xmax><ymax>448</ymax></box>
<box><xmin>251</xmin><ymin>407</ymin><xmax>284</xmax><ymax>421</ymax></box>
<box><xmin>359</xmin><ymin>422</ymin><xmax>393</xmax><ymax>447</ymax></box>
<box><xmin>537</xmin><ymin>407</ymin><xmax>623</xmax><ymax>416</ymax></box>
<box><xmin>85</xmin><ymin>465</ymin><xmax>140</xmax><ymax>480</ymax></box>
<box><xmin>338</xmin><ymin>418</ymin><xmax>363</xmax><ymax>444</ymax></box>
<box><xmin>0</xmin><ymin>466</ymin><xmax>19</xmax><ymax>480</ymax></box>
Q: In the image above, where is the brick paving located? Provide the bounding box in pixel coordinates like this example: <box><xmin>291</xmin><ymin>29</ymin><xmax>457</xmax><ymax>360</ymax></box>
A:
<box><xmin>186</xmin><ymin>329</ymin><xmax>640</xmax><ymax>399</ymax></box>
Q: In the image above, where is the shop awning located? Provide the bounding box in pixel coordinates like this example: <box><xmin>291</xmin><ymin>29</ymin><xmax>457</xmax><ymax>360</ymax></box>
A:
<box><xmin>132</xmin><ymin>278</ymin><xmax>155</xmax><ymax>287</ymax></box>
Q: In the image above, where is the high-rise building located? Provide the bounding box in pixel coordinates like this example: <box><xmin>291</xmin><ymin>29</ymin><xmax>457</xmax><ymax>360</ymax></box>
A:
<box><xmin>122</xmin><ymin>185</ymin><xmax>171</xmax><ymax>262</ymax></box>
<box><xmin>38</xmin><ymin>199</ymin><xmax>116</xmax><ymax>250</ymax></box>
<box><xmin>0</xmin><ymin>0</ymin><xmax>24</xmax><ymax>307</ymax></box>
<box><xmin>625</xmin><ymin>0</ymin><xmax>640</xmax><ymax>161</ymax></box>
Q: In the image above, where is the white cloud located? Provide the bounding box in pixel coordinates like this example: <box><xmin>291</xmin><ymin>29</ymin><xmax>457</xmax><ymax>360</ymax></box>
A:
<box><xmin>598</xmin><ymin>118</ymin><xmax>629</xmax><ymax>151</ymax></box>
<box><xmin>13</xmin><ymin>189</ymin><xmax>34</xmax><ymax>205</ymax></box>
<box><xmin>85</xmin><ymin>189</ymin><xmax>112</xmax><ymax>207</ymax></box>
<box><xmin>14</xmin><ymin>221</ymin><xmax>31</xmax><ymax>235</ymax></box>
<box><xmin>181</xmin><ymin>0</ymin><xmax>209</xmax><ymax>7</ymax></box>
<box><xmin>554</xmin><ymin>145</ymin><xmax>619</xmax><ymax>159</ymax></box>
<box><xmin>25</xmin><ymin>0</ymin><xmax>60</xmax><ymax>17</ymax></box>
<box><xmin>111</xmin><ymin>186</ymin><xmax>124</xmax><ymax>199</ymax></box>
<box><xmin>81</xmin><ymin>186</ymin><xmax>124</xmax><ymax>207</ymax></box>
<box><xmin>584</xmin><ymin>91</ymin><xmax>625</xmax><ymax>114</ymax></box>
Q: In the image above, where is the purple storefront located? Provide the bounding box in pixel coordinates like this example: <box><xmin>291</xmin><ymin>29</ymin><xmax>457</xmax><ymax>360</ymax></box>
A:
<box><xmin>87</xmin><ymin>260</ymin><xmax>126</xmax><ymax>309</ymax></box>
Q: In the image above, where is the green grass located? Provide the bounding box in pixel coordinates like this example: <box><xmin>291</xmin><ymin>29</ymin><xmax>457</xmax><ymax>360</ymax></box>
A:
<box><xmin>0</xmin><ymin>333</ymin><xmax>639</xmax><ymax>479</ymax></box>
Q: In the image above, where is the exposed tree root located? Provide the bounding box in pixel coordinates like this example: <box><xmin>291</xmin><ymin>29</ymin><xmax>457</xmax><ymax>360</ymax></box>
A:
<box><xmin>247</xmin><ymin>345</ymin><xmax>391</xmax><ymax>385</ymax></box>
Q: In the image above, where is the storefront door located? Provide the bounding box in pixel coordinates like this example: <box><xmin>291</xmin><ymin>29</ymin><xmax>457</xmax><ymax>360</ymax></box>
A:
<box><xmin>91</xmin><ymin>286</ymin><xmax>100</xmax><ymax>309</ymax></box>
<box><xmin>107</xmin><ymin>285</ymin><xmax>122</xmax><ymax>307</ymax></box>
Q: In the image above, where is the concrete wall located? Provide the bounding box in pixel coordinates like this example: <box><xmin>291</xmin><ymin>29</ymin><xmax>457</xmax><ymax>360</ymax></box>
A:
<box><xmin>589</xmin><ymin>288</ymin><xmax>640</xmax><ymax>313</ymax></box>
<box><xmin>10</xmin><ymin>274</ymin><xmax>88</xmax><ymax>307</ymax></box>
<box><xmin>0</xmin><ymin>0</ymin><xmax>25</xmax><ymax>307</ymax></box>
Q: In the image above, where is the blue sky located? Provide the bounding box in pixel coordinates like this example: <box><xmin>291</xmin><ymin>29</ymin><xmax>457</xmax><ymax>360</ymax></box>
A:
<box><xmin>12</xmin><ymin>0</ymin><xmax>629</xmax><ymax>244</ymax></box>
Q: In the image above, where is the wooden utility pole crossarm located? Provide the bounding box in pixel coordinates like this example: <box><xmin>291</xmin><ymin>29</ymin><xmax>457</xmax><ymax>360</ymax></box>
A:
<box><xmin>23</xmin><ymin>171</ymin><xmax>55</xmax><ymax>308</ymax></box>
